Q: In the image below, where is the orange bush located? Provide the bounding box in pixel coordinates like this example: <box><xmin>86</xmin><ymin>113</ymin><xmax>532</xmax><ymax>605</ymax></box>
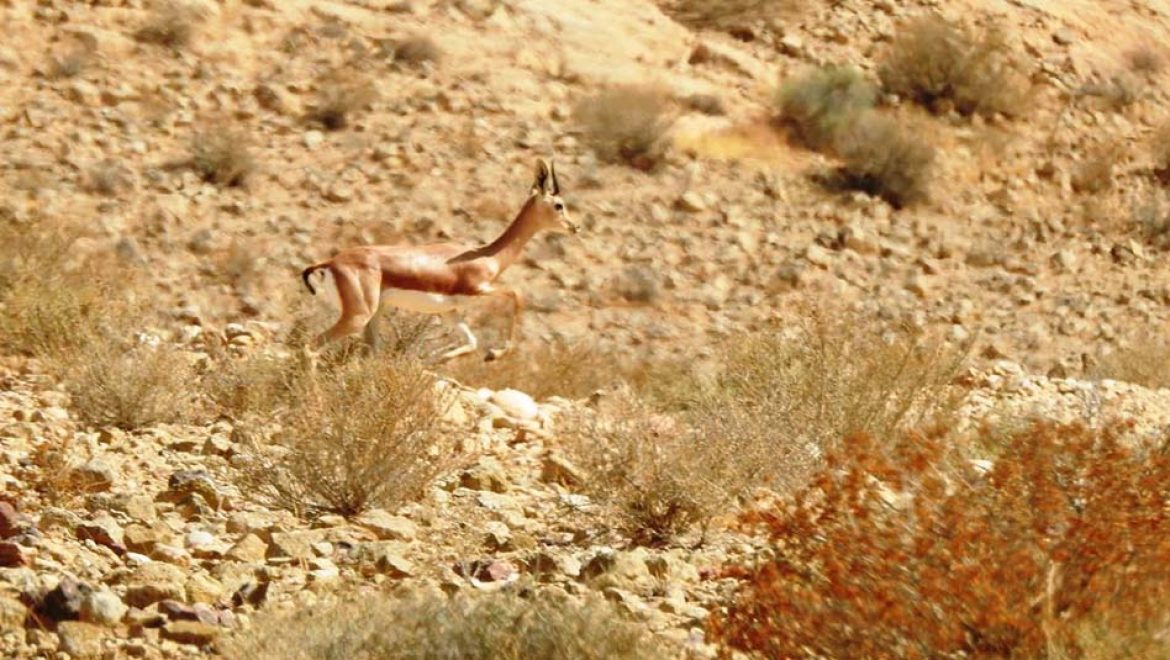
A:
<box><xmin>711</xmin><ymin>423</ymin><xmax>1170</xmax><ymax>658</ymax></box>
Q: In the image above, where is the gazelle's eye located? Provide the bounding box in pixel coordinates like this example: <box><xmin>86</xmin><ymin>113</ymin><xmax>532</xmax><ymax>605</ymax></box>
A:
<box><xmin>554</xmin><ymin>202</ymin><xmax>564</xmax><ymax>212</ymax></box>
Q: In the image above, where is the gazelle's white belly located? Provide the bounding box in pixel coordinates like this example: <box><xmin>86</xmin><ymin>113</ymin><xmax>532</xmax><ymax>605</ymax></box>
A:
<box><xmin>379</xmin><ymin>288</ymin><xmax>468</xmax><ymax>315</ymax></box>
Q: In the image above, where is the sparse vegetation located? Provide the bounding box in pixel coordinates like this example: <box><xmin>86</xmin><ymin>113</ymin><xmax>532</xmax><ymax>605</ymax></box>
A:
<box><xmin>1079</xmin><ymin>73</ymin><xmax>1142</xmax><ymax>112</ymax></box>
<box><xmin>239</xmin><ymin>357</ymin><xmax>451</xmax><ymax>517</ymax></box>
<box><xmin>776</xmin><ymin>65</ymin><xmax>876</xmax><ymax>150</ymax></box>
<box><xmin>228</xmin><ymin>591</ymin><xmax>663</xmax><ymax>660</ymax></box>
<box><xmin>565</xmin><ymin>393</ymin><xmax>756</xmax><ymax>544</ymax></box>
<box><xmin>665</xmin><ymin>0</ymin><xmax>801</xmax><ymax>31</ymax></box>
<box><xmin>1090</xmin><ymin>332</ymin><xmax>1170</xmax><ymax>389</ymax></box>
<box><xmin>567</xmin><ymin>310</ymin><xmax>968</xmax><ymax>544</ymax></box>
<box><xmin>833</xmin><ymin>111</ymin><xmax>936</xmax><ymax>207</ymax></box>
<box><xmin>1127</xmin><ymin>44</ymin><xmax>1166</xmax><ymax>76</ymax></box>
<box><xmin>202</xmin><ymin>353</ymin><xmax>305</xmax><ymax>422</ymax></box>
<box><xmin>1072</xmin><ymin>141</ymin><xmax>1123</xmax><ymax>194</ymax></box>
<box><xmin>309</xmin><ymin>71</ymin><xmax>378</xmax><ymax>130</ymax></box>
<box><xmin>879</xmin><ymin>15</ymin><xmax>1027</xmax><ymax>118</ymax></box>
<box><xmin>1154</xmin><ymin>122</ymin><xmax>1170</xmax><ymax>185</ymax></box>
<box><xmin>135</xmin><ymin>0</ymin><xmax>203</xmax><ymax>49</ymax></box>
<box><xmin>82</xmin><ymin>160</ymin><xmax>132</xmax><ymax>197</ymax></box>
<box><xmin>712</xmin><ymin>423</ymin><xmax>1170</xmax><ymax>658</ymax></box>
<box><xmin>388</xmin><ymin>35</ymin><xmax>443</xmax><ymax>67</ymax></box>
<box><xmin>574</xmin><ymin>85</ymin><xmax>673</xmax><ymax>171</ymax></box>
<box><xmin>191</xmin><ymin>124</ymin><xmax>254</xmax><ymax>187</ymax></box>
<box><xmin>0</xmin><ymin>230</ymin><xmax>135</xmax><ymax>360</ymax></box>
<box><xmin>65</xmin><ymin>345</ymin><xmax>196</xmax><ymax>430</ymax></box>
<box><xmin>48</xmin><ymin>40</ymin><xmax>95</xmax><ymax>79</ymax></box>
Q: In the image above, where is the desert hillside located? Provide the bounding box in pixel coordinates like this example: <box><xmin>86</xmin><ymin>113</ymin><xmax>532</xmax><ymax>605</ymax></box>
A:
<box><xmin>1</xmin><ymin>0</ymin><xmax>1169</xmax><ymax>657</ymax></box>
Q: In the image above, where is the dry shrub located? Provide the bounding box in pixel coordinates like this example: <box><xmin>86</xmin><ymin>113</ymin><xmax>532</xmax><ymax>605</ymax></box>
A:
<box><xmin>1127</xmin><ymin>44</ymin><xmax>1165</xmax><ymax>76</ymax></box>
<box><xmin>711</xmin><ymin>423</ymin><xmax>1170</xmax><ymax>658</ymax></box>
<box><xmin>135</xmin><ymin>0</ymin><xmax>203</xmax><ymax>49</ymax></box>
<box><xmin>1133</xmin><ymin>192</ymin><xmax>1170</xmax><ymax>249</ymax></box>
<box><xmin>202</xmin><ymin>353</ymin><xmax>306</xmax><ymax>421</ymax></box>
<box><xmin>1072</xmin><ymin>141</ymin><xmax>1123</xmax><ymax>194</ymax></box>
<box><xmin>565</xmin><ymin>312</ymin><xmax>967</xmax><ymax>545</ymax></box>
<box><xmin>0</xmin><ymin>222</ymin><xmax>140</xmax><ymax>360</ymax></box>
<box><xmin>880</xmin><ymin>15</ymin><xmax>1027</xmax><ymax>118</ymax></box>
<box><xmin>684</xmin><ymin>93</ymin><xmax>725</xmax><ymax>116</ymax></box>
<box><xmin>697</xmin><ymin>309</ymin><xmax>967</xmax><ymax>474</ymax></box>
<box><xmin>48</xmin><ymin>39</ymin><xmax>95</xmax><ymax>79</ymax></box>
<box><xmin>776</xmin><ymin>65</ymin><xmax>876</xmax><ymax>150</ymax></box>
<box><xmin>82</xmin><ymin>159</ymin><xmax>132</xmax><ymax>197</ymax></box>
<box><xmin>1089</xmin><ymin>333</ymin><xmax>1170</xmax><ymax>389</ymax></box>
<box><xmin>226</xmin><ymin>591</ymin><xmax>662</xmax><ymax>660</ymax></box>
<box><xmin>238</xmin><ymin>357</ymin><xmax>450</xmax><ymax>517</ymax></box>
<box><xmin>309</xmin><ymin>71</ymin><xmax>378</xmax><ymax>130</ymax></box>
<box><xmin>191</xmin><ymin>124</ymin><xmax>254</xmax><ymax>187</ymax></box>
<box><xmin>65</xmin><ymin>345</ymin><xmax>197</xmax><ymax>431</ymax></box>
<box><xmin>833</xmin><ymin>111</ymin><xmax>936</xmax><ymax>208</ymax></box>
<box><xmin>665</xmin><ymin>0</ymin><xmax>801</xmax><ymax>31</ymax></box>
<box><xmin>1153</xmin><ymin>122</ymin><xmax>1170</xmax><ymax>185</ymax></box>
<box><xmin>565</xmin><ymin>393</ymin><xmax>762</xmax><ymax>545</ymax></box>
<box><xmin>388</xmin><ymin>35</ymin><xmax>442</xmax><ymax>67</ymax></box>
<box><xmin>574</xmin><ymin>86</ymin><xmax>673</xmax><ymax>171</ymax></box>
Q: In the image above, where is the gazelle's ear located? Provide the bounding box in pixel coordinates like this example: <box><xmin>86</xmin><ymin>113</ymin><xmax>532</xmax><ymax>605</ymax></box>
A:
<box><xmin>548</xmin><ymin>159</ymin><xmax>560</xmax><ymax>195</ymax></box>
<box><xmin>532</xmin><ymin>158</ymin><xmax>551</xmax><ymax>195</ymax></box>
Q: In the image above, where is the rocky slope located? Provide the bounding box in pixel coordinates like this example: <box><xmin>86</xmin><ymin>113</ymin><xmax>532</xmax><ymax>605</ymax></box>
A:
<box><xmin>2</xmin><ymin>0</ymin><xmax>1170</xmax><ymax>656</ymax></box>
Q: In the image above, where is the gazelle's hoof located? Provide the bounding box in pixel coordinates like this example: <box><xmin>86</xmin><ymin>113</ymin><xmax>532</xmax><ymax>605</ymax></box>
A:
<box><xmin>484</xmin><ymin>346</ymin><xmax>511</xmax><ymax>362</ymax></box>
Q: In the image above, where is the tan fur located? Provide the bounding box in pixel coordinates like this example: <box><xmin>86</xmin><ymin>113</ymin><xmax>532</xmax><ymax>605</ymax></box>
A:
<box><xmin>302</xmin><ymin>158</ymin><xmax>576</xmax><ymax>360</ymax></box>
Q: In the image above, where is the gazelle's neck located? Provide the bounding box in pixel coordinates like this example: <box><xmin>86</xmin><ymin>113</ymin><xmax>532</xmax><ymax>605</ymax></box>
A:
<box><xmin>481</xmin><ymin>196</ymin><xmax>542</xmax><ymax>271</ymax></box>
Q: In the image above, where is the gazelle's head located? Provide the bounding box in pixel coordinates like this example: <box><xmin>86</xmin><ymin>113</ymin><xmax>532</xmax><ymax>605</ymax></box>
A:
<box><xmin>529</xmin><ymin>158</ymin><xmax>578</xmax><ymax>235</ymax></box>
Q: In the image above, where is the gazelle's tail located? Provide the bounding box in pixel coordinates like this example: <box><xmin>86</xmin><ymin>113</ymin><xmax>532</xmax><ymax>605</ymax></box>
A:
<box><xmin>300</xmin><ymin>262</ymin><xmax>331</xmax><ymax>295</ymax></box>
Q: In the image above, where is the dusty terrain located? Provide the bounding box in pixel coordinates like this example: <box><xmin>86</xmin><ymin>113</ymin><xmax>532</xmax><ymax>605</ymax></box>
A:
<box><xmin>1</xmin><ymin>0</ymin><xmax>1170</xmax><ymax>657</ymax></box>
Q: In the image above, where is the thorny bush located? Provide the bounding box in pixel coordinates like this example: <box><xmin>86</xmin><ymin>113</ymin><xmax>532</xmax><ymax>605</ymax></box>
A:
<box><xmin>711</xmin><ymin>422</ymin><xmax>1170</xmax><ymax>658</ymax></box>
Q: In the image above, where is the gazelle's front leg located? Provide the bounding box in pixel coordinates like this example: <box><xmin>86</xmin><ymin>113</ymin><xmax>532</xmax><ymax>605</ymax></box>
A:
<box><xmin>484</xmin><ymin>288</ymin><xmax>522</xmax><ymax>362</ymax></box>
<box><xmin>436</xmin><ymin>320</ymin><xmax>479</xmax><ymax>361</ymax></box>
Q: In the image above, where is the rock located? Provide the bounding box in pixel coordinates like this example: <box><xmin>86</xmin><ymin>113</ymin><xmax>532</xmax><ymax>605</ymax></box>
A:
<box><xmin>37</xmin><ymin>576</ymin><xmax>85</xmax><ymax>622</ymax></box>
<box><xmin>123</xmin><ymin>524</ymin><xmax>162</xmax><ymax>554</ymax></box>
<box><xmin>123</xmin><ymin>495</ymin><xmax>158</xmax><ymax>524</ymax></box>
<box><xmin>354</xmin><ymin>510</ymin><xmax>417</xmax><ymax>542</ymax></box>
<box><xmin>0</xmin><ymin>541</ymin><xmax>28</xmax><ymax>567</ymax></box>
<box><xmin>0</xmin><ymin>594</ymin><xmax>26</xmax><ymax>629</ymax></box>
<box><xmin>225</xmin><ymin>534</ymin><xmax>268</xmax><ymax>563</ymax></box>
<box><xmin>159</xmin><ymin>600</ymin><xmax>218</xmax><ymax>625</ymax></box>
<box><xmin>460</xmin><ymin>458</ymin><xmax>510</xmax><ymax>493</ymax></box>
<box><xmin>57</xmin><ymin>621</ymin><xmax>105</xmax><ymax>658</ymax></box>
<box><xmin>161</xmin><ymin>620</ymin><xmax>220</xmax><ymax>646</ymax></box>
<box><xmin>779</xmin><ymin>34</ymin><xmax>804</xmax><ymax>56</ymax></box>
<box><xmin>266</xmin><ymin>531</ymin><xmax>316</xmax><ymax>560</ymax></box>
<box><xmin>124</xmin><ymin>563</ymin><xmax>186</xmax><ymax>608</ymax></box>
<box><xmin>303</xmin><ymin>130</ymin><xmax>325</xmax><ymax>150</ymax></box>
<box><xmin>483</xmin><ymin>521</ymin><xmax>511</xmax><ymax>551</ymax></box>
<box><xmin>540</xmin><ymin>453</ymin><xmax>584</xmax><ymax>486</ymax></box>
<box><xmin>491</xmin><ymin>390</ymin><xmax>539</xmax><ymax>422</ymax></box>
<box><xmin>185</xmin><ymin>530</ymin><xmax>215</xmax><ymax>550</ymax></box>
<box><xmin>675</xmin><ymin>191</ymin><xmax>706</xmax><ymax>213</ymax></box>
<box><xmin>582</xmin><ymin>549</ymin><xmax>654</xmax><ymax>594</ymax></box>
<box><xmin>76</xmin><ymin>514</ymin><xmax>125</xmax><ymax>554</ymax></box>
<box><xmin>185</xmin><ymin>573</ymin><xmax>225</xmax><ymax>605</ymax></box>
<box><xmin>165</xmin><ymin>470</ymin><xmax>223</xmax><ymax>509</ymax></box>
<box><xmin>0</xmin><ymin>501</ymin><xmax>23</xmax><ymax>538</ymax></box>
<box><xmin>71</xmin><ymin>459</ymin><xmax>115</xmax><ymax>492</ymax></box>
<box><xmin>455</xmin><ymin>558</ymin><xmax>518</xmax><ymax>585</ymax></box>
<box><xmin>1052</xmin><ymin>28</ymin><xmax>1075</xmax><ymax>45</ymax></box>
<box><xmin>805</xmin><ymin>244</ymin><xmax>832</xmax><ymax>267</ymax></box>
<box><xmin>526</xmin><ymin>551</ymin><xmax>581</xmax><ymax>580</ymax></box>
<box><xmin>80</xmin><ymin>588</ymin><xmax>127</xmax><ymax>627</ymax></box>
<box><xmin>66</xmin><ymin>80</ymin><xmax>102</xmax><ymax>106</ymax></box>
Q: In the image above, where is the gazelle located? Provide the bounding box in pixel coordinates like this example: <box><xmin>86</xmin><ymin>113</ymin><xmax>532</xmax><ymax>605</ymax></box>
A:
<box><xmin>301</xmin><ymin>158</ymin><xmax>577</xmax><ymax>361</ymax></box>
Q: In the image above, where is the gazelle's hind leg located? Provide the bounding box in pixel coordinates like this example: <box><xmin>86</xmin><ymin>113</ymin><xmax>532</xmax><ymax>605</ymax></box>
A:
<box><xmin>314</xmin><ymin>267</ymin><xmax>380</xmax><ymax>348</ymax></box>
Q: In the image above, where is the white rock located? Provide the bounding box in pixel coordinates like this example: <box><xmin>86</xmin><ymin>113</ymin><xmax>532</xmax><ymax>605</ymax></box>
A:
<box><xmin>491</xmin><ymin>389</ymin><xmax>539</xmax><ymax>421</ymax></box>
